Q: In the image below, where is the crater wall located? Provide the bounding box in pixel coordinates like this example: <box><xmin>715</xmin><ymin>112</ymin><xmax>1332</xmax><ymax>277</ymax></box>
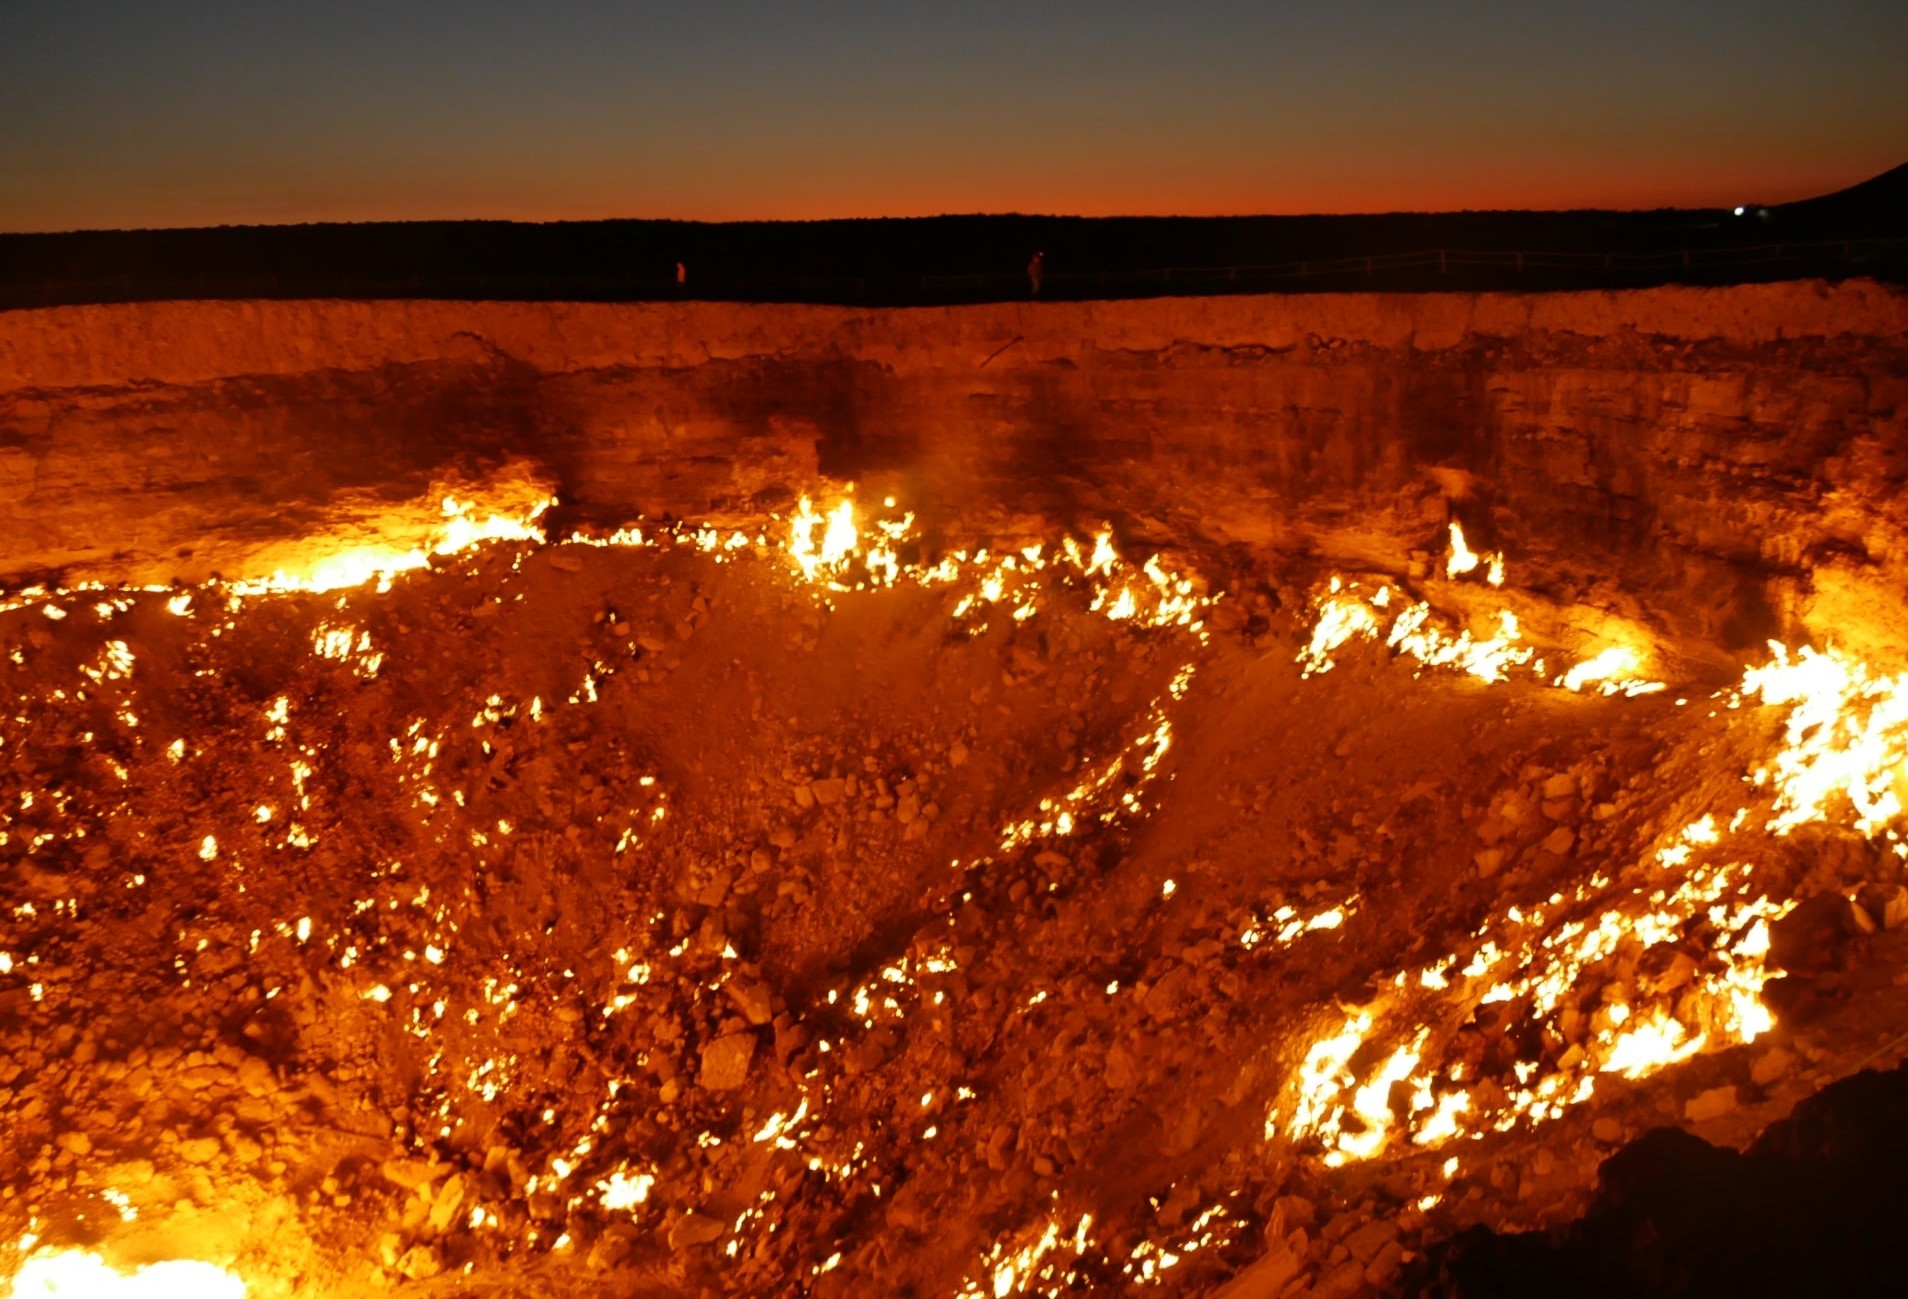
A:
<box><xmin>2</xmin><ymin>281</ymin><xmax>1905</xmax><ymax>660</ymax></box>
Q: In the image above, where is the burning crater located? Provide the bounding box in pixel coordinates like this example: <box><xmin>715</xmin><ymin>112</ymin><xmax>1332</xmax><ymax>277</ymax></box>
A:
<box><xmin>3</xmin><ymin>283</ymin><xmax>1908</xmax><ymax>1297</ymax></box>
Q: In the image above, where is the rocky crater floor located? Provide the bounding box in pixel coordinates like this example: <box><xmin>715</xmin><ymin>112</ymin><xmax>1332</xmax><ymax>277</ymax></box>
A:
<box><xmin>3</xmin><ymin>478</ymin><xmax>1907</xmax><ymax>1298</ymax></box>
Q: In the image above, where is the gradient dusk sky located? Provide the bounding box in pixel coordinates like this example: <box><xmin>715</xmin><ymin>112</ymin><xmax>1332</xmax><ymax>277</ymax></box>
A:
<box><xmin>4</xmin><ymin>0</ymin><xmax>1905</xmax><ymax>233</ymax></box>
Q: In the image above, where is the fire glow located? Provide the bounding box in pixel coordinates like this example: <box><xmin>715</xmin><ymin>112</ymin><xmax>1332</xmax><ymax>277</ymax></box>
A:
<box><xmin>8</xmin><ymin>1249</ymin><xmax>245</xmax><ymax>1299</ymax></box>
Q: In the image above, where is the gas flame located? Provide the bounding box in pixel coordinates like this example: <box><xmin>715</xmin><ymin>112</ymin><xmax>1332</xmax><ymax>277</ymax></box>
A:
<box><xmin>1443</xmin><ymin>521</ymin><xmax>1504</xmax><ymax>585</ymax></box>
<box><xmin>1740</xmin><ymin>642</ymin><xmax>1908</xmax><ymax>836</ymax></box>
<box><xmin>785</xmin><ymin>494</ymin><xmax>921</xmax><ymax>590</ymax></box>
<box><xmin>233</xmin><ymin>489</ymin><xmax>555</xmax><ymax>596</ymax></box>
<box><xmin>9</xmin><ymin>1249</ymin><xmax>245</xmax><ymax>1299</ymax></box>
<box><xmin>1560</xmin><ymin>645</ymin><xmax>1665</xmax><ymax>697</ymax></box>
<box><xmin>1444</xmin><ymin>521</ymin><xmax>1482</xmax><ymax>579</ymax></box>
<box><xmin>1298</xmin><ymin>524</ymin><xmax>1663</xmax><ymax>694</ymax></box>
<box><xmin>1275</xmin><ymin>540</ymin><xmax>1908</xmax><ymax>1164</ymax></box>
<box><xmin>1298</xmin><ymin>578</ymin><xmax>1380</xmax><ymax>677</ymax></box>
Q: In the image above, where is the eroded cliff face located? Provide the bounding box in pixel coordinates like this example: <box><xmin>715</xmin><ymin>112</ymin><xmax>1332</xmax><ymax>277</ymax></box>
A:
<box><xmin>2</xmin><ymin>281</ymin><xmax>1905</xmax><ymax>664</ymax></box>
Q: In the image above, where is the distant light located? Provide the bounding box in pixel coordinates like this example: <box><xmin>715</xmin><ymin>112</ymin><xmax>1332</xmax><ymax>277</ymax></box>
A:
<box><xmin>1733</xmin><ymin>206</ymin><xmax>1746</xmax><ymax>216</ymax></box>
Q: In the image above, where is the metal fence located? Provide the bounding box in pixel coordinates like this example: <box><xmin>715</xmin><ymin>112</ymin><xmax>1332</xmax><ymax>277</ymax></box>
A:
<box><xmin>3</xmin><ymin>235</ymin><xmax>1903</xmax><ymax>311</ymax></box>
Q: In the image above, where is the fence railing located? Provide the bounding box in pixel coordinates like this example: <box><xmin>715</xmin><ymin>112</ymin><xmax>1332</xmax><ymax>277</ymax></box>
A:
<box><xmin>3</xmin><ymin>235</ymin><xmax>1903</xmax><ymax>311</ymax></box>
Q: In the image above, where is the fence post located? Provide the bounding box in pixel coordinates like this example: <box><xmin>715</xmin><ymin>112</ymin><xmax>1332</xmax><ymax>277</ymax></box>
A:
<box><xmin>1515</xmin><ymin>252</ymin><xmax>1524</xmax><ymax>274</ymax></box>
<box><xmin>1438</xmin><ymin>250</ymin><xmax>1447</xmax><ymax>274</ymax></box>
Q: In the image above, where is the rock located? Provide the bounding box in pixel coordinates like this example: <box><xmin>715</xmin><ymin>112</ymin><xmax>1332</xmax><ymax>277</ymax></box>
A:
<box><xmin>1541</xmin><ymin>772</ymin><xmax>1578</xmax><ymax>800</ymax></box>
<box><xmin>381</xmin><ymin>1158</ymin><xmax>445</xmax><ymax>1190</ymax></box>
<box><xmin>698</xmin><ymin>1033</ymin><xmax>756</xmax><ymax>1091</ymax></box>
<box><xmin>948</xmin><ymin>742</ymin><xmax>969</xmax><ymax>768</ymax></box>
<box><xmin>1344</xmin><ymin>1217</ymin><xmax>1397</xmax><ymax>1264</ymax></box>
<box><xmin>397</xmin><ymin>1245</ymin><xmax>442</xmax><ymax>1280</ymax></box>
<box><xmin>1157</xmin><ymin>1183</ymin><xmax>1201</xmax><ymax>1228</ymax></box>
<box><xmin>984</xmin><ymin>1123</ymin><xmax>1017</xmax><ymax>1172</ymax></box>
<box><xmin>725</xmin><ymin>979</ymin><xmax>774</xmax><ymax>1026</ymax></box>
<box><xmin>1685</xmin><ymin>1085</ymin><xmax>1738</xmax><ymax>1122</ymax></box>
<box><xmin>1211</xmin><ymin>1242</ymin><xmax>1304</xmax><ymax>1298</ymax></box>
<box><xmin>587</xmin><ymin>1226</ymin><xmax>636</xmax><ymax>1269</ymax></box>
<box><xmin>669</xmin><ymin>1211</ymin><xmax>726</xmax><ymax>1250</ymax></box>
<box><xmin>696</xmin><ymin>868</ymin><xmax>732</xmax><ymax>907</ymax></box>
<box><xmin>237</xmin><ymin>1055</ymin><xmax>274</xmax><ymax>1097</ymax></box>
<box><xmin>177</xmin><ymin>1137</ymin><xmax>221</xmax><ymax>1164</ymax></box>
<box><xmin>811</xmin><ymin>778</ymin><xmax>846</xmax><ymax>807</ymax></box>
<box><xmin>1751</xmin><ymin>1046</ymin><xmax>1795</xmax><ymax>1087</ymax></box>
<box><xmin>1542</xmin><ymin>825</ymin><xmax>1575</xmax><ymax>855</ymax></box>
<box><xmin>105</xmin><ymin>1158</ymin><xmax>155</xmax><ymax>1185</ymax></box>
<box><xmin>1473</xmin><ymin>848</ymin><xmax>1504</xmax><ymax>878</ymax></box>
<box><xmin>845</xmin><ymin>1036</ymin><xmax>888</xmax><ymax>1074</ymax></box>
<box><xmin>1143</xmin><ymin>967</ymin><xmax>1193</xmax><ymax>1022</ymax></box>
<box><xmin>1313</xmin><ymin>1258</ymin><xmax>1368</xmax><ymax>1299</ymax></box>
<box><xmin>1480</xmin><ymin>790</ymin><xmax>1537</xmax><ymax>843</ymax></box>
<box><xmin>547</xmin><ymin>551</ymin><xmax>583</xmax><ymax>573</ymax></box>
<box><xmin>1365</xmin><ymin>1239</ymin><xmax>1407</xmax><ymax>1286</ymax></box>
<box><xmin>427</xmin><ymin>1174</ymin><xmax>467</xmax><ymax>1234</ymax></box>
<box><xmin>1593</xmin><ymin>1117</ymin><xmax>1624</xmax><ymax>1144</ymax></box>
<box><xmin>1268</xmin><ymin>1195</ymin><xmax>1316</xmax><ymax>1239</ymax></box>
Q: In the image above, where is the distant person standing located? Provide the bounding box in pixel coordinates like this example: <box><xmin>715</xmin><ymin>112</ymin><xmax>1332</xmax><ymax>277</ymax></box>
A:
<box><xmin>675</xmin><ymin>261</ymin><xmax>687</xmax><ymax>289</ymax></box>
<box><xmin>1028</xmin><ymin>250</ymin><xmax>1045</xmax><ymax>296</ymax></box>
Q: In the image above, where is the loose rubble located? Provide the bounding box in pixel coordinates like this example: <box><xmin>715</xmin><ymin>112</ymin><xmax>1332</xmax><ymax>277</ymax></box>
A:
<box><xmin>2</xmin><ymin>485</ymin><xmax>1906</xmax><ymax>1298</ymax></box>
